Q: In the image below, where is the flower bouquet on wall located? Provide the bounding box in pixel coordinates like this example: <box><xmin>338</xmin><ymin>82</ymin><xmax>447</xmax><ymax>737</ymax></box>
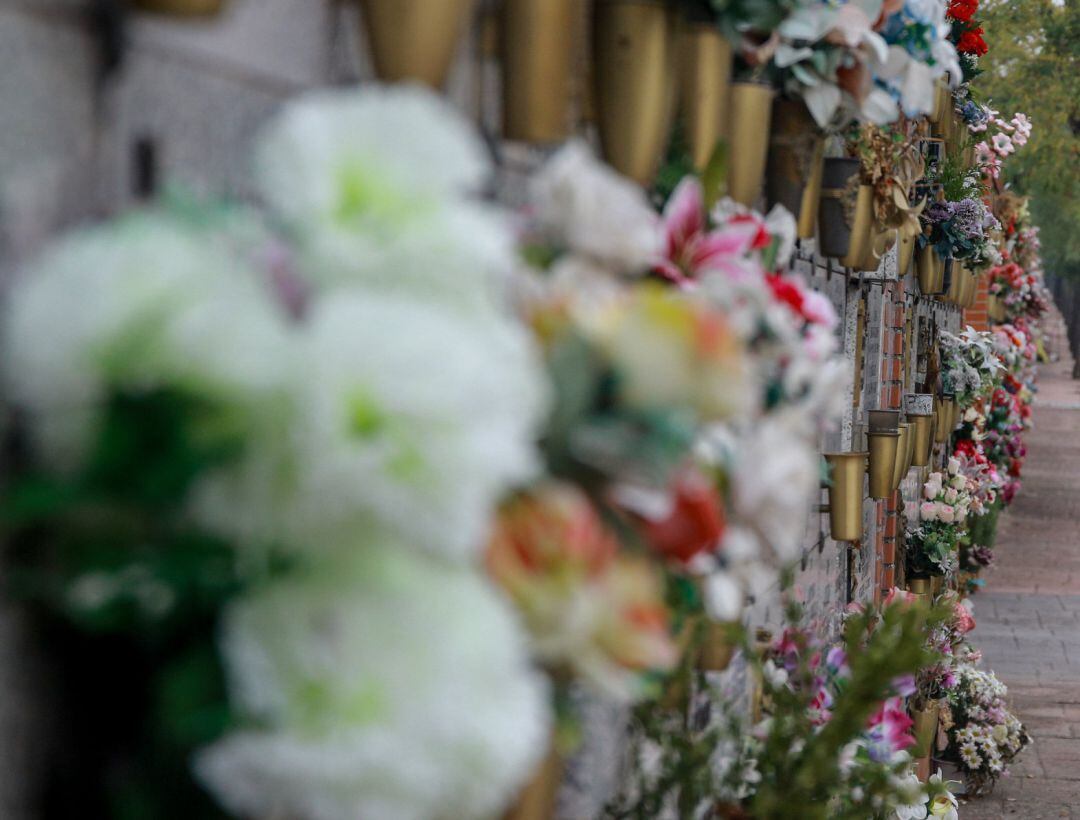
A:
<box><xmin>938</xmin><ymin>665</ymin><xmax>1030</xmax><ymax>795</ymax></box>
<box><xmin>2</xmin><ymin>87</ymin><xmax>563</xmax><ymax>819</ymax></box>
<box><xmin>607</xmin><ymin>597</ymin><xmax>957</xmax><ymax>819</ymax></box>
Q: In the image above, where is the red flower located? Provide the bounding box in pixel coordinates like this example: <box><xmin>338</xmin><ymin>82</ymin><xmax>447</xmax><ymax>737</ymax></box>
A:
<box><xmin>958</xmin><ymin>28</ymin><xmax>988</xmax><ymax>56</ymax></box>
<box><xmin>634</xmin><ymin>469</ymin><xmax>726</xmax><ymax>564</ymax></box>
<box><xmin>948</xmin><ymin>0</ymin><xmax>978</xmax><ymax>23</ymax></box>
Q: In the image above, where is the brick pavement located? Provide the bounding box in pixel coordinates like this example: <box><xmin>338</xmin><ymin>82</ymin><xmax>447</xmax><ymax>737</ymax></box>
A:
<box><xmin>960</xmin><ymin>351</ymin><xmax>1080</xmax><ymax>819</ymax></box>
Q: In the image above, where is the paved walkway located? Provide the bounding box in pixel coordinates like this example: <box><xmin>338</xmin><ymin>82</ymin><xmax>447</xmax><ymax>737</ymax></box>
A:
<box><xmin>962</xmin><ymin>339</ymin><xmax>1080</xmax><ymax>818</ymax></box>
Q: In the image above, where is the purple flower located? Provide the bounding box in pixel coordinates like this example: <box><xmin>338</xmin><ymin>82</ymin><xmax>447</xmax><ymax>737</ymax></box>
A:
<box><xmin>952</xmin><ymin>198</ymin><xmax>987</xmax><ymax>241</ymax></box>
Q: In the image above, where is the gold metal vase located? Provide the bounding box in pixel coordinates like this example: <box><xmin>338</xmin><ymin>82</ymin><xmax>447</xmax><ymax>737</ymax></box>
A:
<box><xmin>678</xmin><ymin>22</ymin><xmax>732</xmax><ymax>170</ymax></box>
<box><xmin>593</xmin><ymin>0</ymin><xmax>676</xmax><ymax>185</ymax></box>
<box><xmin>727</xmin><ymin>82</ymin><xmax>775</xmax><ymax>206</ymax></box>
<box><xmin>897</xmin><ymin>232</ymin><xmax>916</xmax><ymax>277</ymax></box>
<box><xmin>765</xmin><ymin>98</ymin><xmax>824</xmax><ymax>237</ymax></box>
<box><xmin>892</xmin><ymin>423</ymin><xmax>913</xmax><ymax>491</ymax></box>
<box><xmin>910</xmin><ymin>413</ymin><xmax>934</xmax><ymax>467</ymax></box>
<box><xmin>502</xmin><ymin>744</ymin><xmax>563</xmax><ymax>820</ymax></box>
<box><xmin>916</xmin><ymin>244</ymin><xmax>942</xmax><ymax>295</ymax></box>
<box><xmin>133</xmin><ymin>0</ymin><xmax>224</xmax><ymax>13</ymax></box>
<box><xmin>501</xmin><ymin>0</ymin><xmax>577</xmax><ymax>143</ymax></box>
<box><xmin>825</xmin><ymin>452</ymin><xmax>868</xmax><ymax>542</ymax></box>
<box><xmin>933</xmin><ymin>396</ymin><xmax>949</xmax><ymax>444</ymax></box>
<box><xmin>911</xmin><ymin>700</ymin><xmax>940</xmax><ymax>759</ymax></box>
<box><xmin>359</xmin><ymin>0</ymin><xmax>477</xmax><ymax>87</ymax></box>
<box><xmin>840</xmin><ymin>186</ymin><xmax>876</xmax><ymax>269</ymax></box>
<box><xmin>858</xmin><ymin>228</ymin><xmax>896</xmax><ymax>272</ymax></box>
<box><xmin>988</xmin><ymin>293</ymin><xmax>1006</xmax><ymax>322</ymax></box>
<box><xmin>944</xmin><ymin>398</ymin><xmax>958</xmax><ymax>433</ymax></box>
<box><xmin>868</xmin><ymin>431</ymin><xmax>901</xmax><ymax>500</ymax></box>
<box><xmin>907</xmin><ymin>576</ymin><xmax>932</xmax><ymax>603</ymax></box>
<box><xmin>698</xmin><ymin>620</ymin><xmax>737</xmax><ymax>672</ymax></box>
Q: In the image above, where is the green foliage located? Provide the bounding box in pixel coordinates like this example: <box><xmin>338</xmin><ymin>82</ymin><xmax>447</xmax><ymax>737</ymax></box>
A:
<box><xmin>606</xmin><ymin>598</ymin><xmax>950</xmax><ymax>820</ymax></box>
<box><xmin>979</xmin><ymin>0</ymin><xmax>1080</xmax><ymax>275</ymax></box>
<box><xmin>1</xmin><ymin>387</ymin><xmax>268</xmax><ymax>818</ymax></box>
<box><xmin>744</xmin><ymin>601</ymin><xmax>944</xmax><ymax>820</ymax></box>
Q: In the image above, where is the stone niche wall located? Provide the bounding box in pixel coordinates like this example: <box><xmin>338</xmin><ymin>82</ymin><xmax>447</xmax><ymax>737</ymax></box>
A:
<box><xmin>0</xmin><ymin>2</ymin><xmax>963</xmax><ymax>817</ymax></box>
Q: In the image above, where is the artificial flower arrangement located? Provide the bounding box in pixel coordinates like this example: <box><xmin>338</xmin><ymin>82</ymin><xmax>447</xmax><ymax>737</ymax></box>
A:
<box><xmin>2</xmin><ymin>86</ymin><xmax>564</xmax><ymax>820</ymax></box>
<box><xmin>523</xmin><ymin>141</ymin><xmax>851</xmax><ymax>644</ymax></box>
<box><xmin>846</xmin><ymin>119</ymin><xmax>927</xmax><ymax>239</ymax></box>
<box><xmin>946</xmin><ymin>0</ymin><xmax>987</xmax><ymax>80</ymax></box>
<box><xmin>920</xmin><ymin>153</ymin><xmax>1000</xmax><ymax>268</ymax></box>
<box><xmin>765</xmin><ymin>0</ymin><xmax>959</xmax><ymax>128</ymax></box>
<box><xmin>913</xmin><ymin>592</ymin><xmax>978</xmax><ymax>712</ymax></box>
<box><xmin>939</xmin><ymin>664</ymin><xmax>1030</xmax><ymax>794</ymax></box>
<box><xmin>906</xmin><ymin>462</ymin><xmax>974</xmax><ymax>579</ymax></box>
<box><xmin>607</xmin><ymin>596</ymin><xmax>955</xmax><ymax>819</ymax></box>
<box><xmin>878</xmin><ymin>0</ymin><xmax>961</xmax><ymax>118</ymax></box>
<box><xmin>938</xmin><ymin>326</ymin><xmax>1002</xmax><ymax>409</ymax></box>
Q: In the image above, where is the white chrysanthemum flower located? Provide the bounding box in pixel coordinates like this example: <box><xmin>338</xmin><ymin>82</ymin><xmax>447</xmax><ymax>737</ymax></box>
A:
<box><xmin>255</xmin><ymin>86</ymin><xmax>511</xmax><ymax>310</ymax></box>
<box><xmin>2</xmin><ymin>213</ymin><xmax>292</xmax><ymax>472</ymax></box>
<box><xmin>192</xmin><ymin>291</ymin><xmax>548</xmax><ymax>560</ymax></box>
<box><xmin>196</xmin><ymin>541</ymin><xmax>550</xmax><ymax>820</ymax></box>
<box><xmin>529</xmin><ymin>140</ymin><xmax>661</xmax><ymax>274</ymax></box>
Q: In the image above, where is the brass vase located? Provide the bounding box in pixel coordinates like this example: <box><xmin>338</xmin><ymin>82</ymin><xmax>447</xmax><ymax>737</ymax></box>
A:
<box><xmin>698</xmin><ymin>620</ymin><xmax>737</xmax><ymax>672</ymax></box>
<box><xmin>868</xmin><ymin>431</ymin><xmax>901</xmax><ymax>500</ymax></box>
<box><xmin>133</xmin><ymin>0</ymin><xmax>224</xmax><ymax>12</ymax></box>
<box><xmin>825</xmin><ymin>452</ymin><xmax>868</xmax><ymax>542</ymax></box>
<box><xmin>933</xmin><ymin>396</ymin><xmax>950</xmax><ymax>444</ymax></box>
<box><xmin>897</xmin><ymin>232</ymin><xmax>916</xmax><ymax>277</ymax></box>
<box><xmin>911</xmin><ymin>700</ymin><xmax>940</xmax><ymax>759</ymax></box>
<box><xmin>944</xmin><ymin>398</ymin><xmax>958</xmax><ymax>432</ymax></box>
<box><xmin>840</xmin><ymin>187</ymin><xmax>876</xmax><ymax>269</ymax></box>
<box><xmin>910</xmin><ymin>413</ymin><xmax>934</xmax><ymax>467</ymax></box>
<box><xmin>503</xmin><ymin>744</ymin><xmax>564</xmax><ymax>820</ymax></box>
<box><xmin>818</xmin><ymin>158</ymin><xmax>861</xmax><ymax>259</ymax></box>
<box><xmin>359</xmin><ymin>0</ymin><xmax>477</xmax><ymax>87</ymax></box>
<box><xmin>916</xmin><ymin>245</ymin><xmax>948</xmax><ymax>296</ymax></box>
<box><xmin>943</xmin><ymin>259</ymin><xmax>962</xmax><ymax>304</ymax></box>
<box><xmin>727</xmin><ymin>82</ymin><xmax>775</xmax><ymax>206</ymax></box>
<box><xmin>931</xmin><ymin>575</ymin><xmax>945</xmax><ymax>596</ymax></box>
<box><xmin>892</xmin><ymin>422</ymin><xmax>913</xmax><ymax>491</ymax></box>
<box><xmin>678</xmin><ymin>21</ymin><xmax>732</xmax><ymax>170</ymax></box>
<box><xmin>858</xmin><ymin>228</ymin><xmax>896</xmax><ymax>272</ymax></box>
<box><xmin>907</xmin><ymin>576</ymin><xmax>932</xmax><ymax>603</ymax></box>
<box><xmin>501</xmin><ymin>0</ymin><xmax>577</xmax><ymax>143</ymax></box>
<box><xmin>928</xmin><ymin>81</ymin><xmax>948</xmax><ymax>125</ymax></box>
<box><xmin>593</xmin><ymin>0</ymin><xmax>676</xmax><ymax>184</ymax></box>
<box><xmin>988</xmin><ymin>293</ymin><xmax>1006</xmax><ymax>322</ymax></box>
<box><xmin>765</xmin><ymin>98</ymin><xmax>824</xmax><ymax>237</ymax></box>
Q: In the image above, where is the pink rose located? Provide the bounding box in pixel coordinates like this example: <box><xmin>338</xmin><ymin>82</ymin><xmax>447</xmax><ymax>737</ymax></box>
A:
<box><xmin>920</xmin><ymin>502</ymin><xmax>938</xmax><ymax>521</ymax></box>
<box><xmin>939</xmin><ymin>505</ymin><xmax>956</xmax><ymax>523</ymax></box>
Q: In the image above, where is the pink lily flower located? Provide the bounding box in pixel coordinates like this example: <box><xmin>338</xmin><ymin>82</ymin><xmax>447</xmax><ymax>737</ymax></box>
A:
<box><xmin>654</xmin><ymin>177</ymin><xmax>764</xmax><ymax>285</ymax></box>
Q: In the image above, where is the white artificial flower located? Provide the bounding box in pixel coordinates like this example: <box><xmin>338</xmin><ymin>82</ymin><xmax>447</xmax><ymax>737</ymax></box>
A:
<box><xmin>192</xmin><ymin>291</ymin><xmax>548</xmax><ymax>561</ymax></box>
<box><xmin>892</xmin><ymin>771</ymin><xmax>929</xmax><ymax>820</ymax></box>
<box><xmin>196</xmin><ymin>541</ymin><xmax>550</xmax><ymax>820</ymax></box>
<box><xmin>255</xmin><ymin>86</ymin><xmax>512</xmax><ymax>311</ymax></box>
<box><xmin>2</xmin><ymin>212</ymin><xmax>292</xmax><ymax>473</ymax></box>
<box><xmin>529</xmin><ymin>140</ymin><xmax>662</xmax><ymax>274</ymax></box>
<box><xmin>726</xmin><ymin>419</ymin><xmax>818</xmax><ymax>562</ymax></box>
<box><xmin>703</xmin><ymin>570</ymin><xmax>745</xmax><ymax>622</ymax></box>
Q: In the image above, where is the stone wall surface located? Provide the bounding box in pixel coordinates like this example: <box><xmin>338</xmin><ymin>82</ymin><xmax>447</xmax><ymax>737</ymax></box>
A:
<box><xmin>0</xmin><ymin>4</ymin><xmax>965</xmax><ymax>817</ymax></box>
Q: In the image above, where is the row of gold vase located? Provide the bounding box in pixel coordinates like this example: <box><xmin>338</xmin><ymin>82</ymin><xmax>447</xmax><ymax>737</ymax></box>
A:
<box><xmin>825</xmin><ymin>421</ymin><xmax>917</xmax><ymax>542</ymax></box>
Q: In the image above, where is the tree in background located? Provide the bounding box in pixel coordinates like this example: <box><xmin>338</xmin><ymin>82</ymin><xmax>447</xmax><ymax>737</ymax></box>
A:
<box><xmin>979</xmin><ymin>0</ymin><xmax>1079</xmax><ymax>276</ymax></box>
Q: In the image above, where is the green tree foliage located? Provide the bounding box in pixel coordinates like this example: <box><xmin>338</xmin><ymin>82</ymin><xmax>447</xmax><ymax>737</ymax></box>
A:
<box><xmin>979</xmin><ymin>0</ymin><xmax>1080</xmax><ymax>275</ymax></box>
